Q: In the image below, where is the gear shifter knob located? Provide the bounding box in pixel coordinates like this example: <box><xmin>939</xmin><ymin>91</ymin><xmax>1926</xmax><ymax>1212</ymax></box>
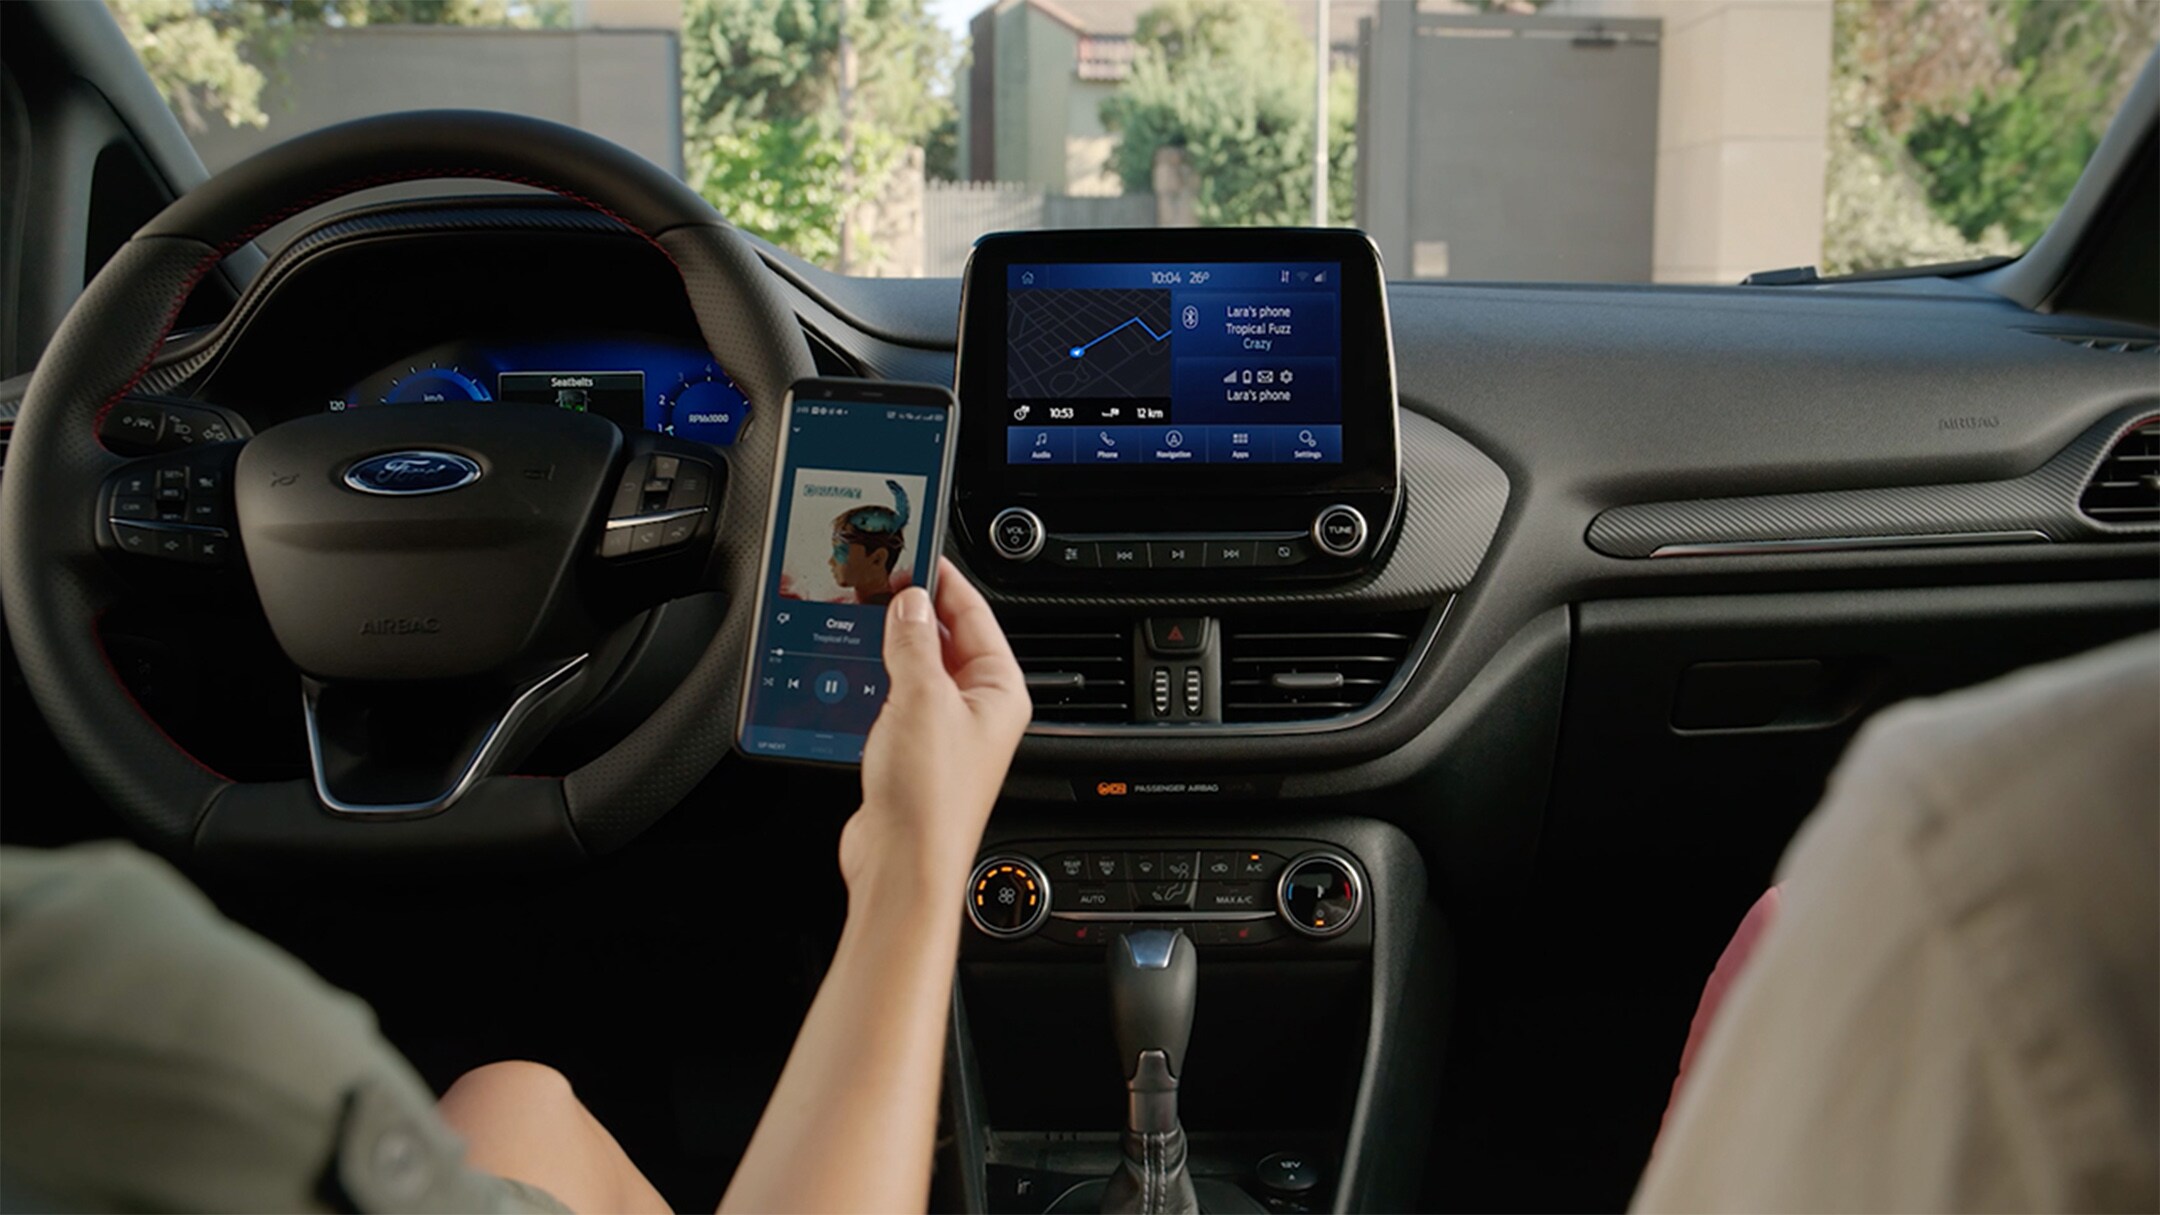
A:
<box><xmin>1102</xmin><ymin>929</ymin><xmax>1201</xmax><ymax>1214</ymax></box>
<box><xmin>1108</xmin><ymin>928</ymin><xmax>1198</xmax><ymax>1081</ymax></box>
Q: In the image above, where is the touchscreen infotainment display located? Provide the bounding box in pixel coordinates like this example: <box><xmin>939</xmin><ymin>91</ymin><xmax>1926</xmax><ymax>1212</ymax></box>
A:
<box><xmin>1003</xmin><ymin>262</ymin><xmax>1341</xmax><ymax>467</ymax></box>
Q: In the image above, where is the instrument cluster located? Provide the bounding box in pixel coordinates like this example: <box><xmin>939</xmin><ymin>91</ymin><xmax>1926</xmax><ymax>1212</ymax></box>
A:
<box><xmin>331</xmin><ymin>337</ymin><xmax>751</xmax><ymax>447</ymax></box>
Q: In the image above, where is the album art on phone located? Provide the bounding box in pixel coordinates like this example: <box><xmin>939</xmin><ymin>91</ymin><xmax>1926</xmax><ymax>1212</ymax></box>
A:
<box><xmin>775</xmin><ymin>468</ymin><xmax>930</xmax><ymax>607</ymax></box>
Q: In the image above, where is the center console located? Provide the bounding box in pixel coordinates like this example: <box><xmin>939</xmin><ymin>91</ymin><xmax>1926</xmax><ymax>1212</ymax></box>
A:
<box><xmin>944</xmin><ymin>818</ymin><xmax>1438</xmax><ymax>1215</ymax></box>
<box><xmin>953</xmin><ymin>229</ymin><xmax>1401</xmax><ymax>589</ymax></box>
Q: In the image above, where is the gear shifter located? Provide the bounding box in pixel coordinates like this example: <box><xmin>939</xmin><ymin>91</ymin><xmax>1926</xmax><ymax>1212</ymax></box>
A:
<box><xmin>1101</xmin><ymin>928</ymin><xmax>1200</xmax><ymax>1215</ymax></box>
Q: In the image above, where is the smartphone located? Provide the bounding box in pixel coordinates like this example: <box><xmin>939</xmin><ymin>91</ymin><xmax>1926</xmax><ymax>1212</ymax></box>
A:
<box><xmin>736</xmin><ymin>378</ymin><xmax>959</xmax><ymax>764</ymax></box>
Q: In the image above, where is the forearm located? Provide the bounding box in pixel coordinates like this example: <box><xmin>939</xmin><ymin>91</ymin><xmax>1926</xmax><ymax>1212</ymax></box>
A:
<box><xmin>717</xmin><ymin>859</ymin><xmax>963</xmax><ymax>1215</ymax></box>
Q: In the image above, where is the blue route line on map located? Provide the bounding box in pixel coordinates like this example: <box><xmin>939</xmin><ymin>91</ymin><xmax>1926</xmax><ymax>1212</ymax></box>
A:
<box><xmin>1067</xmin><ymin>315</ymin><xmax>1170</xmax><ymax>359</ymax></box>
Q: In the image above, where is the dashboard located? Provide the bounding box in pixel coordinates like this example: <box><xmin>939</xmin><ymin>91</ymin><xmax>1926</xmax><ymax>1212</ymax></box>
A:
<box><xmin>332</xmin><ymin>337</ymin><xmax>750</xmax><ymax>447</ymax></box>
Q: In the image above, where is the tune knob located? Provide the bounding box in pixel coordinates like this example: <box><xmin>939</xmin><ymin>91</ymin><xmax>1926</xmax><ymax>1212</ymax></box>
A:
<box><xmin>1311</xmin><ymin>505</ymin><xmax>1368</xmax><ymax>558</ymax></box>
<box><xmin>1275</xmin><ymin>851</ymin><xmax>1364</xmax><ymax>938</ymax></box>
<box><xmin>967</xmin><ymin>855</ymin><xmax>1050</xmax><ymax>938</ymax></box>
<box><xmin>988</xmin><ymin>507</ymin><xmax>1045</xmax><ymax>561</ymax></box>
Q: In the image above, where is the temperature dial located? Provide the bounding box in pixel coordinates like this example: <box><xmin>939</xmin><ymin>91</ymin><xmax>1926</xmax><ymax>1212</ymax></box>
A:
<box><xmin>967</xmin><ymin>856</ymin><xmax>1050</xmax><ymax>938</ymax></box>
<box><xmin>1276</xmin><ymin>852</ymin><xmax>1363</xmax><ymax>938</ymax></box>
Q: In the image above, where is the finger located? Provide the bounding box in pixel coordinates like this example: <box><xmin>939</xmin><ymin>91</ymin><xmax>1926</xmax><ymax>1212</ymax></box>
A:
<box><xmin>933</xmin><ymin>559</ymin><xmax>1021</xmax><ymax>689</ymax></box>
<box><xmin>881</xmin><ymin>584</ymin><xmax>948</xmax><ymax>701</ymax></box>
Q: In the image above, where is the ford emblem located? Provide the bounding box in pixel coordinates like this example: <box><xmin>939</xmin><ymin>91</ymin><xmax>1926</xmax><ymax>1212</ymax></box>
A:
<box><xmin>343</xmin><ymin>450</ymin><xmax>483</xmax><ymax>496</ymax></box>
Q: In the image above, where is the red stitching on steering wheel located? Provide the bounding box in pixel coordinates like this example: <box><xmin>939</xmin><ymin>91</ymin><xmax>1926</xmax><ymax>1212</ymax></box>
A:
<box><xmin>92</xmin><ymin>168</ymin><xmax>689</xmax><ymax>441</ymax></box>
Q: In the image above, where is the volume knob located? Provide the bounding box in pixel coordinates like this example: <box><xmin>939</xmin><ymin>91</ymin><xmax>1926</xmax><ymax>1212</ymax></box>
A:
<box><xmin>988</xmin><ymin>507</ymin><xmax>1045</xmax><ymax>561</ymax></box>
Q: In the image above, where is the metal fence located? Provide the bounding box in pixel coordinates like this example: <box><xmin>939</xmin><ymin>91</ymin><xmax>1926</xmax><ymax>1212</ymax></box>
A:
<box><xmin>922</xmin><ymin>182</ymin><xmax>1158</xmax><ymax>276</ymax></box>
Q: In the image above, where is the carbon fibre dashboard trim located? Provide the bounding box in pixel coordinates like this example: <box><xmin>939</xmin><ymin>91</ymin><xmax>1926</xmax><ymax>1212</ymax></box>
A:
<box><xmin>1588</xmin><ymin>404</ymin><xmax>2160</xmax><ymax>558</ymax></box>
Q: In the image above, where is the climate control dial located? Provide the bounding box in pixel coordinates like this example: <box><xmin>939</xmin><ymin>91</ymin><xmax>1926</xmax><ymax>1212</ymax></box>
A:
<box><xmin>1275</xmin><ymin>852</ymin><xmax>1364</xmax><ymax>938</ymax></box>
<box><xmin>967</xmin><ymin>855</ymin><xmax>1051</xmax><ymax>938</ymax></box>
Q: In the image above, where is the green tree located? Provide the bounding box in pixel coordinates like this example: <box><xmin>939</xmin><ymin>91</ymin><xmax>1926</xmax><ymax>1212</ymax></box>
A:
<box><xmin>106</xmin><ymin>0</ymin><xmax>569</xmax><ymax>133</ymax></box>
<box><xmin>1906</xmin><ymin>0</ymin><xmax>2160</xmax><ymax>248</ymax></box>
<box><xmin>1822</xmin><ymin>0</ymin><xmax>2159</xmax><ymax>274</ymax></box>
<box><xmin>1099</xmin><ymin>0</ymin><xmax>1356</xmax><ymax>227</ymax></box>
<box><xmin>679</xmin><ymin>0</ymin><xmax>953</xmax><ymax>266</ymax></box>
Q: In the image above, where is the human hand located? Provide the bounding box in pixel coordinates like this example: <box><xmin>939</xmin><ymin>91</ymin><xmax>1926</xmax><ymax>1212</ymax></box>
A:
<box><xmin>840</xmin><ymin>557</ymin><xmax>1030</xmax><ymax>901</ymax></box>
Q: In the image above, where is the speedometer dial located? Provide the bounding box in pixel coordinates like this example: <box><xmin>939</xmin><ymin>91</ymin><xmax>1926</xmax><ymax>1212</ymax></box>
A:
<box><xmin>380</xmin><ymin>364</ymin><xmax>490</xmax><ymax>405</ymax></box>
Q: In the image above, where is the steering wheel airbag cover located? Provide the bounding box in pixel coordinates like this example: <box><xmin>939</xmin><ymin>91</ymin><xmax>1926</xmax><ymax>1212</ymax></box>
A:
<box><xmin>237</xmin><ymin>405</ymin><xmax>620</xmax><ymax>681</ymax></box>
<box><xmin>0</xmin><ymin>111</ymin><xmax>816</xmax><ymax>856</ymax></box>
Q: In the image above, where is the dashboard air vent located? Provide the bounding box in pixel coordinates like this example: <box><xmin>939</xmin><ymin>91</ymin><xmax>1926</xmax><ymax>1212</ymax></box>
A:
<box><xmin>1008</xmin><ymin>618</ymin><xmax>1133</xmax><ymax>724</ymax></box>
<box><xmin>1221</xmin><ymin>612</ymin><xmax>1425</xmax><ymax>724</ymax></box>
<box><xmin>2044</xmin><ymin>333</ymin><xmax>2160</xmax><ymax>354</ymax></box>
<box><xmin>2079</xmin><ymin>418</ymin><xmax>2160</xmax><ymax>524</ymax></box>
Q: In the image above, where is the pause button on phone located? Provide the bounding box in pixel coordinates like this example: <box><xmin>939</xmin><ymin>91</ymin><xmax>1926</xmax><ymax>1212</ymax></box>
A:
<box><xmin>814</xmin><ymin>670</ymin><xmax>848</xmax><ymax>704</ymax></box>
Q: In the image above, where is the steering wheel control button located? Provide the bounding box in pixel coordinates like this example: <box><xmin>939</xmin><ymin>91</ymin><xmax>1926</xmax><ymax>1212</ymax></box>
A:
<box><xmin>110</xmin><ymin>522</ymin><xmax>159</xmax><ymax>555</ymax></box>
<box><xmin>597</xmin><ymin>451</ymin><xmax>718</xmax><ymax>557</ymax></box>
<box><xmin>103</xmin><ymin>401</ymin><xmax>167</xmax><ymax>448</ymax></box>
<box><xmin>1312</xmin><ymin>505</ymin><xmax>1369</xmax><ymax>558</ymax></box>
<box><xmin>103</xmin><ymin>449</ymin><xmax>243</xmax><ymax>568</ymax></box>
<box><xmin>989</xmin><ymin>507</ymin><xmax>1044</xmax><ymax>561</ymax></box>
<box><xmin>1276</xmin><ymin>852</ymin><xmax>1365</xmax><ymax>938</ymax></box>
<box><xmin>969</xmin><ymin>857</ymin><xmax>1050</xmax><ymax>939</ymax></box>
<box><xmin>664</xmin><ymin>460</ymin><xmax>714</xmax><ymax>510</ymax></box>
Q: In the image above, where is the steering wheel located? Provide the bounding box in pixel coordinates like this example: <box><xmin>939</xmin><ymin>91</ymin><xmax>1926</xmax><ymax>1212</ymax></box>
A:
<box><xmin>0</xmin><ymin>112</ymin><xmax>816</xmax><ymax>866</ymax></box>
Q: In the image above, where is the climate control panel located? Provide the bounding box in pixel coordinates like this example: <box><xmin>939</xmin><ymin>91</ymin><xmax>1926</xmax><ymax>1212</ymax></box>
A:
<box><xmin>963</xmin><ymin>840</ymin><xmax>1369</xmax><ymax>952</ymax></box>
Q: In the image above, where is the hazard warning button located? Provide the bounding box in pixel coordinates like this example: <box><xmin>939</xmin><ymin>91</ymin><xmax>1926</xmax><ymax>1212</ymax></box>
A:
<box><xmin>1144</xmin><ymin>616</ymin><xmax>1208</xmax><ymax>655</ymax></box>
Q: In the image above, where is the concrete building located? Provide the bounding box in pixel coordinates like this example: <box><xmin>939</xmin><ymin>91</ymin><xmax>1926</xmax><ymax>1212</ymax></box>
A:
<box><xmin>961</xmin><ymin>0</ymin><xmax>1149</xmax><ymax>194</ymax></box>
<box><xmin>1550</xmin><ymin>0</ymin><xmax>1834</xmax><ymax>284</ymax></box>
<box><xmin>188</xmin><ymin>24</ymin><xmax>681</xmax><ymax>178</ymax></box>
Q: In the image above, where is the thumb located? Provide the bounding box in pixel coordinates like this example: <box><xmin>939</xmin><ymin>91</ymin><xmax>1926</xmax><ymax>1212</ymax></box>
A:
<box><xmin>882</xmin><ymin>586</ymin><xmax>945</xmax><ymax>698</ymax></box>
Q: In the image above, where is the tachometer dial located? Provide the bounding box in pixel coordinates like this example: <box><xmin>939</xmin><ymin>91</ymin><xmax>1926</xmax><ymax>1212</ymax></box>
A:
<box><xmin>655</xmin><ymin>366</ymin><xmax>750</xmax><ymax>444</ymax></box>
<box><xmin>379</xmin><ymin>364</ymin><xmax>491</xmax><ymax>405</ymax></box>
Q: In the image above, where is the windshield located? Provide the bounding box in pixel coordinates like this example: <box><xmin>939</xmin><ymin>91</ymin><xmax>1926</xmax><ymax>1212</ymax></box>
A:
<box><xmin>110</xmin><ymin>0</ymin><xmax>2158</xmax><ymax>283</ymax></box>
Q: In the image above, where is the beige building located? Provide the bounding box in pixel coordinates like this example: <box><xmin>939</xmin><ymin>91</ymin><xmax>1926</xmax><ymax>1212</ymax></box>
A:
<box><xmin>1550</xmin><ymin>0</ymin><xmax>1834</xmax><ymax>284</ymax></box>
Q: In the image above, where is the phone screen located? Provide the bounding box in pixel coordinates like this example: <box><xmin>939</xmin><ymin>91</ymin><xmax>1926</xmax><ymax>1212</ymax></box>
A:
<box><xmin>739</xmin><ymin>386</ymin><xmax>954</xmax><ymax>763</ymax></box>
